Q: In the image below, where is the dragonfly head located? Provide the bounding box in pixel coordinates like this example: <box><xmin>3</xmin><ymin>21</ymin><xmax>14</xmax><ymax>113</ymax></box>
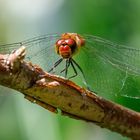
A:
<box><xmin>55</xmin><ymin>33</ymin><xmax>85</xmax><ymax>59</ymax></box>
<box><xmin>55</xmin><ymin>38</ymin><xmax>77</xmax><ymax>59</ymax></box>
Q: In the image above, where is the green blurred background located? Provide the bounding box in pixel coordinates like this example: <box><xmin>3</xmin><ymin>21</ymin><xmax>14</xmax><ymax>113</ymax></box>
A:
<box><xmin>0</xmin><ymin>0</ymin><xmax>140</xmax><ymax>139</ymax></box>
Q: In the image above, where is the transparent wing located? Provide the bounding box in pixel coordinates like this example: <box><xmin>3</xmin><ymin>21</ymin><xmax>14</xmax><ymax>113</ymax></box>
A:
<box><xmin>84</xmin><ymin>35</ymin><xmax>140</xmax><ymax>75</ymax></box>
<box><xmin>72</xmin><ymin>34</ymin><xmax>140</xmax><ymax>98</ymax></box>
<box><xmin>1</xmin><ymin>33</ymin><xmax>140</xmax><ymax>98</ymax></box>
<box><xmin>0</xmin><ymin>34</ymin><xmax>66</xmax><ymax>73</ymax></box>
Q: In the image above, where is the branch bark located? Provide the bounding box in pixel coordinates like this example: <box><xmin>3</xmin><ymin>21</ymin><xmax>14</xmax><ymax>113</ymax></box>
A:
<box><xmin>0</xmin><ymin>47</ymin><xmax>140</xmax><ymax>140</ymax></box>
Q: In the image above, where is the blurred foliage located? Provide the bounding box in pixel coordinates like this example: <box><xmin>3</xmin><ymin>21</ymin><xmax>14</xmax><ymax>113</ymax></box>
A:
<box><xmin>0</xmin><ymin>0</ymin><xmax>140</xmax><ymax>140</ymax></box>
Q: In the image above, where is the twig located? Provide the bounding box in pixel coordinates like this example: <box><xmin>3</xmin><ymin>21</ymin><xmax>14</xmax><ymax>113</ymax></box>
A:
<box><xmin>0</xmin><ymin>47</ymin><xmax>140</xmax><ymax>140</ymax></box>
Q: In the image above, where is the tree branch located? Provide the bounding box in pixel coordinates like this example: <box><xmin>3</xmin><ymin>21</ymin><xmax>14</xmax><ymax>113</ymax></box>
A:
<box><xmin>0</xmin><ymin>47</ymin><xmax>140</xmax><ymax>140</ymax></box>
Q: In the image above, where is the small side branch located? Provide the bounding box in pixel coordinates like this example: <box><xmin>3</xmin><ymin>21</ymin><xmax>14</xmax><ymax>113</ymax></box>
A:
<box><xmin>0</xmin><ymin>47</ymin><xmax>140</xmax><ymax>140</ymax></box>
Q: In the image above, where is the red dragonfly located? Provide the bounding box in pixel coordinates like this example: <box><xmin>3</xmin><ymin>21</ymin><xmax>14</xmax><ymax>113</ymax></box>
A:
<box><xmin>1</xmin><ymin>33</ymin><xmax>140</xmax><ymax>98</ymax></box>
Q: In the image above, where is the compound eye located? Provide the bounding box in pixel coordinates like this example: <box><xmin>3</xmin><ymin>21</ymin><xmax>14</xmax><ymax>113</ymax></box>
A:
<box><xmin>65</xmin><ymin>38</ymin><xmax>76</xmax><ymax>46</ymax></box>
<box><xmin>56</xmin><ymin>39</ymin><xmax>65</xmax><ymax>46</ymax></box>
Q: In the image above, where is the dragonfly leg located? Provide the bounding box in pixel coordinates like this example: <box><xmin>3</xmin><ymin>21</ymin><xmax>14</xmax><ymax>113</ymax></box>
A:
<box><xmin>71</xmin><ymin>59</ymin><xmax>90</xmax><ymax>90</ymax></box>
<box><xmin>68</xmin><ymin>59</ymin><xmax>78</xmax><ymax>79</ymax></box>
<box><xmin>60</xmin><ymin>59</ymin><xmax>70</xmax><ymax>78</ymax></box>
<box><xmin>60</xmin><ymin>58</ymin><xmax>78</xmax><ymax>79</ymax></box>
<box><xmin>48</xmin><ymin>58</ymin><xmax>63</xmax><ymax>73</ymax></box>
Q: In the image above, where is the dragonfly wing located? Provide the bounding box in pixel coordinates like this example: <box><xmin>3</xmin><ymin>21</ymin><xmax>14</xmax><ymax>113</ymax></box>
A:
<box><xmin>1</xmin><ymin>33</ymin><xmax>140</xmax><ymax>98</ymax></box>
<box><xmin>0</xmin><ymin>34</ymin><xmax>65</xmax><ymax>73</ymax></box>
<box><xmin>84</xmin><ymin>34</ymin><xmax>140</xmax><ymax>75</ymax></box>
<box><xmin>72</xmin><ymin>35</ymin><xmax>140</xmax><ymax>98</ymax></box>
<box><xmin>0</xmin><ymin>43</ymin><xmax>22</xmax><ymax>54</ymax></box>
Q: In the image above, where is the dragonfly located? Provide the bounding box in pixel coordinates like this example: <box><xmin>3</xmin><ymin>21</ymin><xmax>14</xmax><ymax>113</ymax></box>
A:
<box><xmin>1</xmin><ymin>33</ymin><xmax>140</xmax><ymax>99</ymax></box>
